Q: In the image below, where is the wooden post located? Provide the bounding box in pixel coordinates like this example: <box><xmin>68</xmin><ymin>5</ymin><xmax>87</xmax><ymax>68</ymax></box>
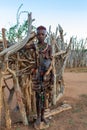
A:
<box><xmin>52</xmin><ymin>36</ymin><xmax>57</xmax><ymax>105</ymax></box>
<box><xmin>2</xmin><ymin>28</ymin><xmax>7</xmax><ymax>49</ymax></box>
<box><xmin>45</xmin><ymin>93</ymin><xmax>49</xmax><ymax>109</ymax></box>
<box><xmin>0</xmin><ymin>68</ymin><xmax>3</xmax><ymax>126</ymax></box>
<box><xmin>2</xmin><ymin>88</ymin><xmax>11</xmax><ymax>128</ymax></box>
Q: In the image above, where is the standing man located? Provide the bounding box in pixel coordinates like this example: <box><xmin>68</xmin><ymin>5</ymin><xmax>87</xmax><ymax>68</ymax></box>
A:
<box><xmin>32</xmin><ymin>26</ymin><xmax>53</xmax><ymax>128</ymax></box>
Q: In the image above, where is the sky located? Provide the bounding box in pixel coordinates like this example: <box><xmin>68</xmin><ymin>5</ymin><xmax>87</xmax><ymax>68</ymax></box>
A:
<box><xmin>0</xmin><ymin>0</ymin><xmax>87</xmax><ymax>41</ymax></box>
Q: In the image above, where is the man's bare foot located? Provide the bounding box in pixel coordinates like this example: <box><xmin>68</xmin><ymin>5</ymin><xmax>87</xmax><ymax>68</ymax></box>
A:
<box><xmin>34</xmin><ymin>118</ymin><xmax>49</xmax><ymax>130</ymax></box>
<box><xmin>41</xmin><ymin>118</ymin><xmax>49</xmax><ymax>125</ymax></box>
<box><xmin>34</xmin><ymin>117</ymin><xmax>41</xmax><ymax>130</ymax></box>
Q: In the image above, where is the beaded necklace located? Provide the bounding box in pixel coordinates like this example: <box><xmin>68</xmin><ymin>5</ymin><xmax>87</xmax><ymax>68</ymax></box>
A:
<box><xmin>37</xmin><ymin>43</ymin><xmax>48</xmax><ymax>53</ymax></box>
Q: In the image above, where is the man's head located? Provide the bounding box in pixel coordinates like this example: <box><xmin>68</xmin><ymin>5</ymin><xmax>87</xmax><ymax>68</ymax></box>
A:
<box><xmin>36</xmin><ymin>25</ymin><xmax>47</xmax><ymax>43</ymax></box>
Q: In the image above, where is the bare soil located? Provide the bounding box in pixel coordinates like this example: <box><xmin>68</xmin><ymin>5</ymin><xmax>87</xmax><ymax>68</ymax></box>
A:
<box><xmin>1</xmin><ymin>68</ymin><xmax>87</xmax><ymax>130</ymax></box>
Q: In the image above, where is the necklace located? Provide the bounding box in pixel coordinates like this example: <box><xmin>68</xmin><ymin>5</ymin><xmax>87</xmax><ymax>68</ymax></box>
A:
<box><xmin>37</xmin><ymin>43</ymin><xmax>48</xmax><ymax>53</ymax></box>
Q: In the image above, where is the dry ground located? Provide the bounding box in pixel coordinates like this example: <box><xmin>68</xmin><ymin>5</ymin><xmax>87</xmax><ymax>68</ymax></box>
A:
<box><xmin>1</xmin><ymin>68</ymin><xmax>87</xmax><ymax>130</ymax></box>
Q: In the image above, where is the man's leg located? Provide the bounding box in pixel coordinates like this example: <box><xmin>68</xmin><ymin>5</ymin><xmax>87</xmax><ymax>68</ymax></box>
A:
<box><xmin>35</xmin><ymin>92</ymin><xmax>41</xmax><ymax>125</ymax></box>
<box><xmin>41</xmin><ymin>93</ymin><xmax>49</xmax><ymax>125</ymax></box>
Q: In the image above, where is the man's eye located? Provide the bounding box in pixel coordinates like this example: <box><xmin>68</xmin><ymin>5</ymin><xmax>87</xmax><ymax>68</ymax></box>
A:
<box><xmin>40</xmin><ymin>33</ymin><xmax>45</xmax><ymax>35</ymax></box>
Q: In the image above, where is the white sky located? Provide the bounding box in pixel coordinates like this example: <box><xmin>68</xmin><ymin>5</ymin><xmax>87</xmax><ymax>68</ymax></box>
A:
<box><xmin>0</xmin><ymin>0</ymin><xmax>87</xmax><ymax>41</ymax></box>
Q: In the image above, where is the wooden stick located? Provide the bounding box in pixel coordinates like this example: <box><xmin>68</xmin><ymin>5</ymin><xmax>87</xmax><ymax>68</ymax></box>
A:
<box><xmin>2</xmin><ymin>28</ymin><xmax>7</xmax><ymax>49</ymax></box>
<box><xmin>2</xmin><ymin>88</ymin><xmax>11</xmax><ymax>129</ymax></box>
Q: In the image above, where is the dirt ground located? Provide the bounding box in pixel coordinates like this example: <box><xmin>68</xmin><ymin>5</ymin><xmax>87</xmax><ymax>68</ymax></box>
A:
<box><xmin>1</xmin><ymin>68</ymin><xmax>87</xmax><ymax>130</ymax></box>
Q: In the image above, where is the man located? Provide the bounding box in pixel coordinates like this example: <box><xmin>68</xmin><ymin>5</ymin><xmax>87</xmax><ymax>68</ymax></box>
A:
<box><xmin>32</xmin><ymin>26</ymin><xmax>53</xmax><ymax>128</ymax></box>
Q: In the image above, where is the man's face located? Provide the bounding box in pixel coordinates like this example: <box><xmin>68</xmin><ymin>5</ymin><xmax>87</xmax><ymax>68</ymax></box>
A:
<box><xmin>37</xmin><ymin>29</ymin><xmax>46</xmax><ymax>43</ymax></box>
